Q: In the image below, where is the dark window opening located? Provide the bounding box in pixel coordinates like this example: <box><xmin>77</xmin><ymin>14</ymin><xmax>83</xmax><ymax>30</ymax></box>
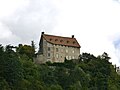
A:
<box><xmin>60</xmin><ymin>40</ymin><xmax>63</xmax><ymax>42</ymax></box>
<box><xmin>56</xmin><ymin>48</ymin><xmax>58</xmax><ymax>52</ymax></box>
<box><xmin>48</xmin><ymin>53</ymin><xmax>50</xmax><ymax>57</ymax></box>
<box><xmin>48</xmin><ymin>47</ymin><xmax>50</xmax><ymax>51</ymax></box>
<box><xmin>67</xmin><ymin>41</ymin><xmax>69</xmax><ymax>43</ymax></box>
<box><xmin>50</xmin><ymin>38</ymin><xmax>52</xmax><ymax>41</ymax></box>
<box><xmin>73</xmin><ymin>41</ymin><xmax>76</xmax><ymax>44</ymax></box>
<box><xmin>55</xmin><ymin>39</ymin><xmax>58</xmax><ymax>41</ymax></box>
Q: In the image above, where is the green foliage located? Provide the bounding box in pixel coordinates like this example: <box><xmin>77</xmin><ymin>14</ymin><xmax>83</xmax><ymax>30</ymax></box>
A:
<box><xmin>0</xmin><ymin>45</ymin><xmax>23</xmax><ymax>88</ymax></box>
<box><xmin>0</xmin><ymin>44</ymin><xmax>120</xmax><ymax>90</ymax></box>
<box><xmin>49</xmin><ymin>84</ymin><xmax>63</xmax><ymax>90</ymax></box>
<box><xmin>0</xmin><ymin>77</ymin><xmax>10</xmax><ymax>90</ymax></box>
<box><xmin>17</xmin><ymin>44</ymin><xmax>35</xmax><ymax>60</ymax></box>
<box><xmin>69</xmin><ymin>81</ymin><xmax>82</xmax><ymax>90</ymax></box>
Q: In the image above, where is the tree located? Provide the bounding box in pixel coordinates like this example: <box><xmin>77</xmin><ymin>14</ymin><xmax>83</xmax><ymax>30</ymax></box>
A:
<box><xmin>49</xmin><ymin>84</ymin><xmax>63</xmax><ymax>90</ymax></box>
<box><xmin>69</xmin><ymin>81</ymin><xmax>82</xmax><ymax>90</ymax></box>
<box><xmin>0</xmin><ymin>77</ymin><xmax>10</xmax><ymax>90</ymax></box>
<box><xmin>98</xmin><ymin>52</ymin><xmax>111</xmax><ymax>61</ymax></box>
<box><xmin>1</xmin><ymin>44</ymin><xmax>120</xmax><ymax>90</ymax></box>
<box><xmin>0</xmin><ymin>45</ymin><xmax>4</xmax><ymax>77</ymax></box>
<box><xmin>79</xmin><ymin>53</ymin><xmax>96</xmax><ymax>63</ymax></box>
<box><xmin>0</xmin><ymin>45</ymin><xmax>24</xmax><ymax>88</ymax></box>
<box><xmin>17</xmin><ymin>44</ymin><xmax>35</xmax><ymax>60</ymax></box>
<box><xmin>31</xmin><ymin>41</ymin><xmax>36</xmax><ymax>53</ymax></box>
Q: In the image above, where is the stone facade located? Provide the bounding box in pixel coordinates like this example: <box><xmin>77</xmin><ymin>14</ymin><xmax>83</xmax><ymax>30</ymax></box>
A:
<box><xmin>35</xmin><ymin>32</ymin><xmax>81</xmax><ymax>63</ymax></box>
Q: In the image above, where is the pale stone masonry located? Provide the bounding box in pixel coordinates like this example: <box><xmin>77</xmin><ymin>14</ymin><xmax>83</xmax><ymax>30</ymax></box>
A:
<box><xmin>35</xmin><ymin>32</ymin><xmax>81</xmax><ymax>63</ymax></box>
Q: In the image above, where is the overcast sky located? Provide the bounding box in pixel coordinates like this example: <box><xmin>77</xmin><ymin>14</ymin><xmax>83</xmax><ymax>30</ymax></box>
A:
<box><xmin>0</xmin><ymin>0</ymin><xmax>120</xmax><ymax>66</ymax></box>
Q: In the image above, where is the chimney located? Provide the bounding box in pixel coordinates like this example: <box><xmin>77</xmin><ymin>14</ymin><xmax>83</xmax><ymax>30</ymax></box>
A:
<box><xmin>72</xmin><ymin>35</ymin><xmax>74</xmax><ymax>38</ymax></box>
<box><xmin>41</xmin><ymin>32</ymin><xmax>44</xmax><ymax>35</ymax></box>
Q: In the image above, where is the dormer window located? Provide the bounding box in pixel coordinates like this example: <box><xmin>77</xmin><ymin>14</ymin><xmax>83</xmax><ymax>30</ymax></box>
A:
<box><xmin>73</xmin><ymin>41</ymin><xmax>76</xmax><ymax>44</ymax></box>
<box><xmin>55</xmin><ymin>39</ymin><xmax>58</xmax><ymax>41</ymax></box>
<box><xmin>50</xmin><ymin>38</ymin><xmax>52</xmax><ymax>41</ymax></box>
<box><xmin>60</xmin><ymin>40</ymin><xmax>63</xmax><ymax>42</ymax></box>
<box><xmin>67</xmin><ymin>41</ymin><xmax>69</xmax><ymax>43</ymax></box>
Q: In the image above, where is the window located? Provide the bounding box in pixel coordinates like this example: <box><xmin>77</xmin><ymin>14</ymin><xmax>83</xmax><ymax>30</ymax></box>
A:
<box><xmin>48</xmin><ymin>47</ymin><xmax>50</xmax><ymax>51</ymax></box>
<box><xmin>67</xmin><ymin>41</ymin><xmax>69</xmax><ymax>43</ymax></box>
<box><xmin>56</xmin><ymin>54</ymin><xmax>59</xmax><ymax>58</ymax></box>
<box><xmin>73</xmin><ymin>41</ymin><xmax>76</xmax><ymax>44</ymax></box>
<box><xmin>56</xmin><ymin>48</ymin><xmax>58</xmax><ymax>52</ymax></box>
<box><xmin>61</xmin><ymin>49</ymin><xmax>63</xmax><ymax>52</ymax></box>
<box><xmin>72</xmin><ymin>56</ymin><xmax>75</xmax><ymax>59</ymax></box>
<box><xmin>66</xmin><ymin>56</ymin><xmax>68</xmax><ymax>59</ymax></box>
<box><xmin>60</xmin><ymin>40</ymin><xmax>63</xmax><ymax>42</ymax></box>
<box><xmin>48</xmin><ymin>53</ymin><xmax>50</xmax><ymax>57</ymax></box>
<box><xmin>55</xmin><ymin>39</ymin><xmax>58</xmax><ymax>41</ymax></box>
<box><xmin>72</xmin><ymin>50</ymin><xmax>74</xmax><ymax>53</ymax></box>
<box><xmin>69</xmin><ymin>56</ymin><xmax>71</xmax><ymax>60</ymax></box>
<box><xmin>66</xmin><ymin>49</ymin><xmax>68</xmax><ymax>53</ymax></box>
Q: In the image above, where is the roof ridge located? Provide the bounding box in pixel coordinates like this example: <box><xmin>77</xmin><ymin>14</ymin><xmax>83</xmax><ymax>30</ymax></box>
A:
<box><xmin>43</xmin><ymin>34</ymin><xmax>74</xmax><ymax>39</ymax></box>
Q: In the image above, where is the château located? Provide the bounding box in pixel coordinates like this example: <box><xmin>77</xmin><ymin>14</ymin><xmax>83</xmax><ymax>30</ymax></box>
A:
<box><xmin>36</xmin><ymin>32</ymin><xmax>81</xmax><ymax>63</ymax></box>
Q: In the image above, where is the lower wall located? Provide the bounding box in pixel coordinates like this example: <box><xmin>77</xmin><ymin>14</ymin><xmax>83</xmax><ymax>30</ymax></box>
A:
<box><xmin>35</xmin><ymin>54</ymin><xmax>45</xmax><ymax>64</ymax></box>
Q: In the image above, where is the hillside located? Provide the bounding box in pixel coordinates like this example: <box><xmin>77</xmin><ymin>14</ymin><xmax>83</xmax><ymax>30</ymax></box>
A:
<box><xmin>0</xmin><ymin>44</ymin><xmax>120</xmax><ymax>90</ymax></box>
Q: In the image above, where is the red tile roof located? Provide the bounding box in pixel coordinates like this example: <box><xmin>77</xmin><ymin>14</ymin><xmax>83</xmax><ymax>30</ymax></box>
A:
<box><xmin>42</xmin><ymin>34</ymin><xmax>81</xmax><ymax>48</ymax></box>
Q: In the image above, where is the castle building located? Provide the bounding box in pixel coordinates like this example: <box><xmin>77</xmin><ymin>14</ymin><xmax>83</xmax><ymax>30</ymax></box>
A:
<box><xmin>36</xmin><ymin>32</ymin><xmax>81</xmax><ymax>63</ymax></box>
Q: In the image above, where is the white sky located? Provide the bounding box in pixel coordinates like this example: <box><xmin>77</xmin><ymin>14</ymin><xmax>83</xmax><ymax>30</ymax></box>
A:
<box><xmin>0</xmin><ymin>0</ymin><xmax>120</xmax><ymax>66</ymax></box>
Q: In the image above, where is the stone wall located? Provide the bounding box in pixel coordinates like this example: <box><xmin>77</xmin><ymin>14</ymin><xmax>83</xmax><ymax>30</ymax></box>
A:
<box><xmin>36</xmin><ymin>39</ymin><xmax>80</xmax><ymax>63</ymax></box>
<box><xmin>45</xmin><ymin>41</ymin><xmax>80</xmax><ymax>63</ymax></box>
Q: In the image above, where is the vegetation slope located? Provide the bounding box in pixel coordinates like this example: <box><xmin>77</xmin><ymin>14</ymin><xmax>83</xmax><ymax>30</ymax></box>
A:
<box><xmin>0</xmin><ymin>44</ymin><xmax>120</xmax><ymax>90</ymax></box>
